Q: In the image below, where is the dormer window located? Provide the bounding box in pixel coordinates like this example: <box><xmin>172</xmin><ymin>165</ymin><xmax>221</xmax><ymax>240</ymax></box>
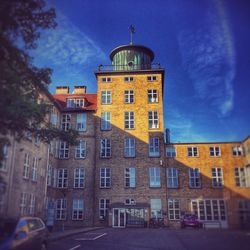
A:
<box><xmin>66</xmin><ymin>98</ymin><xmax>85</xmax><ymax>108</ymax></box>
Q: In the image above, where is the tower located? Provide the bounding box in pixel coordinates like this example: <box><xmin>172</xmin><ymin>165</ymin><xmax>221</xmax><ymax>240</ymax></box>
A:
<box><xmin>94</xmin><ymin>34</ymin><xmax>166</xmax><ymax>227</ymax></box>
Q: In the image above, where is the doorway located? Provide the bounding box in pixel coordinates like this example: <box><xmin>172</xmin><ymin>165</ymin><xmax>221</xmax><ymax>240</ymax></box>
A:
<box><xmin>112</xmin><ymin>208</ymin><xmax>126</xmax><ymax>228</ymax></box>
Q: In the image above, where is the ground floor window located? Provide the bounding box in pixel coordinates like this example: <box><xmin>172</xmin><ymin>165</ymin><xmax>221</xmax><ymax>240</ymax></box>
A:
<box><xmin>126</xmin><ymin>208</ymin><xmax>144</xmax><ymax>225</ymax></box>
<box><xmin>99</xmin><ymin>199</ymin><xmax>110</xmax><ymax>219</ymax></box>
<box><xmin>150</xmin><ymin>199</ymin><xmax>162</xmax><ymax>218</ymax></box>
<box><xmin>72</xmin><ymin>199</ymin><xmax>84</xmax><ymax>220</ymax></box>
<box><xmin>238</xmin><ymin>200</ymin><xmax>250</xmax><ymax>228</ymax></box>
<box><xmin>56</xmin><ymin>199</ymin><xmax>67</xmax><ymax>220</ymax></box>
<box><xmin>191</xmin><ymin>199</ymin><xmax>226</xmax><ymax>221</ymax></box>
<box><xmin>168</xmin><ymin>199</ymin><xmax>180</xmax><ymax>220</ymax></box>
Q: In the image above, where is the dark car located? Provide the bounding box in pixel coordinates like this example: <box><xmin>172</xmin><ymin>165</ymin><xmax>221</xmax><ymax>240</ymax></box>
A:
<box><xmin>0</xmin><ymin>217</ymin><xmax>49</xmax><ymax>250</ymax></box>
<box><xmin>180</xmin><ymin>213</ymin><xmax>202</xmax><ymax>228</ymax></box>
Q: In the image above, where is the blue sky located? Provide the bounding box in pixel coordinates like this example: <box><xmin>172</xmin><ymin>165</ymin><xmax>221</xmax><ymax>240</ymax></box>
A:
<box><xmin>31</xmin><ymin>0</ymin><xmax>250</xmax><ymax>143</ymax></box>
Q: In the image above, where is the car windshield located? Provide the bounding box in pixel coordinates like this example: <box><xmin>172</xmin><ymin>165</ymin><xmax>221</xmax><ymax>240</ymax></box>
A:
<box><xmin>0</xmin><ymin>220</ymin><xmax>18</xmax><ymax>241</ymax></box>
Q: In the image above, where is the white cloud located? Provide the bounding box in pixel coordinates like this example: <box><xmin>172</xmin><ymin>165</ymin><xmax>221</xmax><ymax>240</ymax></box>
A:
<box><xmin>177</xmin><ymin>1</ymin><xmax>235</xmax><ymax>117</ymax></box>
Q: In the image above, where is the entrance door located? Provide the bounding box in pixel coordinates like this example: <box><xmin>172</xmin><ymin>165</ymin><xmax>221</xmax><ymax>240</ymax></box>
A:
<box><xmin>113</xmin><ymin>209</ymin><xmax>126</xmax><ymax>228</ymax></box>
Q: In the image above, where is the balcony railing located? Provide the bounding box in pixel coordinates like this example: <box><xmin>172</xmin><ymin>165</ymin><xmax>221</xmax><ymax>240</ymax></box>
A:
<box><xmin>97</xmin><ymin>63</ymin><xmax>162</xmax><ymax>72</ymax></box>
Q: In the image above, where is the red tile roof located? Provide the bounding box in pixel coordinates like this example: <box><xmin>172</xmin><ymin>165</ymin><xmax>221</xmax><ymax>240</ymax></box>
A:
<box><xmin>53</xmin><ymin>94</ymin><xmax>97</xmax><ymax>111</ymax></box>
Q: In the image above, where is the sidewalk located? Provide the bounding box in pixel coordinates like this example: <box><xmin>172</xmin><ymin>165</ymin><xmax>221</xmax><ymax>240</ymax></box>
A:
<box><xmin>49</xmin><ymin>227</ymin><xmax>104</xmax><ymax>242</ymax></box>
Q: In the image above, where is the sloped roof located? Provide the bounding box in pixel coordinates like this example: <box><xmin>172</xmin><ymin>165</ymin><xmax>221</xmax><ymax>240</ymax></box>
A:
<box><xmin>53</xmin><ymin>93</ymin><xmax>97</xmax><ymax>112</ymax></box>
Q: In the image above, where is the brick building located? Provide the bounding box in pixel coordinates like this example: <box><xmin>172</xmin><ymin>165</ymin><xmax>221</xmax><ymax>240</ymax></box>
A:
<box><xmin>0</xmin><ymin>42</ymin><xmax>249</xmax><ymax>230</ymax></box>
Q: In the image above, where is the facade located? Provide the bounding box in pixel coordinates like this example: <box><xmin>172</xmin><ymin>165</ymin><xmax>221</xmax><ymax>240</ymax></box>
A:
<box><xmin>0</xmin><ymin>42</ymin><xmax>250</xmax><ymax>230</ymax></box>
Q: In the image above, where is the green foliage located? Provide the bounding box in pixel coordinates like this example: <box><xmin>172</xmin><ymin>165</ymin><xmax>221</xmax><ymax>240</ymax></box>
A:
<box><xmin>0</xmin><ymin>0</ymin><xmax>79</xmax><ymax>160</ymax></box>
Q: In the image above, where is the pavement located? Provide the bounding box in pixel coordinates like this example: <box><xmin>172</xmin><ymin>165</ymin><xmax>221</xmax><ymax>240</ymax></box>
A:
<box><xmin>48</xmin><ymin>227</ymin><xmax>104</xmax><ymax>242</ymax></box>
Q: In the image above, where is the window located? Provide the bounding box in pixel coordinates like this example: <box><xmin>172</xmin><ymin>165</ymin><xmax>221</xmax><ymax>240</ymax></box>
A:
<box><xmin>232</xmin><ymin>146</ymin><xmax>243</xmax><ymax>156</ymax></box>
<box><xmin>75</xmin><ymin>140</ymin><xmax>86</xmax><ymax>159</ymax></box>
<box><xmin>31</xmin><ymin>157</ymin><xmax>38</xmax><ymax>181</ymax></box>
<box><xmin>125</xmin><ymin>198</ymin><xmax>136</xmax><ymax>205</ymax></box>
<box><xmin>101</xmin><ymin>112</ymin><xmax>111</xmax><ymax>130</ymax></box>
<box><xmin>61</xmin><ymin>114</ymin><xmax>71</xmax><ymax>131</ymax></box>
<box><xmin>75</xmin><ymin>99</ymin><xmax>84</xmax><ymax>107</ymax></box>
<box><xmin>56</xmin><ymin>199</ymin><xmax>66</xmax><ymax>220</ymax></box>
<box><xmin>124</xmin><ymin>138</ymin><xmax>135</xmax><ymax>157</ymax></box>
<box><xmin>166</xmin><ymin>146</ymin><xmax>176</xmax><ymax>157</ymax></box>
<box><xmin>52</xmin><ymin>168</ymin><xmax>57</xmax><ymax>188</ymax></box>
<box><xmin>100</xmin><ymin>139</ymin><xmax>111</xmax><ymax>158</ymax></box>
<box><xmin>72</xmin><ymin>199</ymin><xmax>84</xmax><ymax>220</ymax></box>
<box><xmin>189</xmin><ymin>168</ymin><xmax>201</xmax><ymax>188</ymax></box>
<box><xmin>47</xmin><ymin>165</ymin><xmax>52</xmax><ymax>186</ymax></box>
<box><xmin>124</xmin><ymin>76</ymin><xmax>134</xmax><ymax>82</ymax></box>
<box><xmin>148</xmin><ymin>111</ymin><xmax>159</xmax><ymax>129</ymax></box>
<box><xmin>191</xmin><ymin>199</ymin><xmax>226</xmax><ymax>221</ymax></box>
<box><xmin>168</xmin><ymin>199</ymin><xmax>180</xmax><ymax>220</ymax></box>
<box><xmin>57</xmin><ymin>169</ymin><xmax>68</xmax><ymax>188</ymax></box>
<box><xmin>125</xmin><ymin>167</ymin><xmax>136</xmax><ymax>188</ymax></box>
<box><xmin>0</xmin><ymin>144</ymin><xmax>8</xmax><ymax>171</ymax></box>
<box><xmin>50</xmin><ymin>107</ymin><xmax>59</xmax><ymax>127</ymax></box>
<box><xmin>149</xmin><ymin>167</ymin><xmax>161</xmax><ymax>187</ymax></box>
<box><xmin>76</xmin><ymin>113</ymin><xmax>87</xmax><ymax>131</ymax></box>
<box><xmin>124</xmin><ymin>90</ymin><xmax>134</xmax><ymax>103</ymax></box>
<box><xmin>23</xmin><ymin>153</ymin><xmax>30</xmax><ymax>179</ymax></box>
<box><xmin>59</xmin><ymin>142</ymin><xmax>69</xmax><ymax>159</ymax></box>
<box><xmin>29</xmin><ymin>194</ymin><xmax>35</xmax><ymax>216</ymax></box>
<box><xmin>101</xmin><ymin>90</ymin><xmax>112</xmax><ymax>104</ymax></box>
<box><xmin>99</xmin><ymin>199</ymin><xmax>110</xmax><ymax>219</ymax></box>
<box><xmin>235</xmin><ymin>167</ymin><xmax>248</xmax><ymax>187</ymax></box>
<box><xmin>34</xmin><ymin>135</ymin><xmax>40</xmax><ymax>146</ymax></box>
<box><xmin>238</xmin><ymin>200</ymin><xmax>250</xmax><ymax>227</ymax></box>
<box><xmin>20</xmin><ymin>192</ymin><xmax>28</xmax><ymax>216</ymax></box>
<box><xmin>74</xmin><ymin>168</ymin><xmax>85</xmax><ymax>188</ymax></box>
<box><xmin>211</xmin><ymin>168</ymin><xmax>223</xmax><ymax>187</ymax></box>
<box><xmin>209</xmin><ymin>146</ymin><xmax>221</xmax><ymax>157</ymax></box>
<box><xmin>101</xmin><ymin>77</ymin><xmax>112</xmax><ymax>82</ymax></box>
<box><xmin>124</xmin><ymin>112</ymin><xmax>134</xmax><ymax>129</ymax></box>
<box><xmin>150</xmin><ymin>199</ymin><xmax>162</xmax><ymax>218</ymax></box>
<box><xmin>100</xmin><ymin>168</ymin><xmax>111</xmax><ymax>188</ymax></box>
<box><xmin>167</xmin><ymin>168</ymin><xmax>179</xmax><ymax>188</ymax></box>
<box><xmin>188</xmin><ymin>147</ymin><xmax>199</xmax><ymax>157</ymax></box>
<box><xmin>147</xmin><ymin>90</ymin><xmax>158</xmax><ymax>103</ymax></box>
<box><xmin>66</xmin><ymin>99</ymin><xmax>74</xmax><ymax>108</ymax></box>
<box><xmin>149</xmin><ymin>137</ymin><xmax>160</xmax><ymax>157</ymax></box>
<box><xmin>147</xmin><ymin>75</ymin><xmax>157</xmax><ymax>81</ymax></box>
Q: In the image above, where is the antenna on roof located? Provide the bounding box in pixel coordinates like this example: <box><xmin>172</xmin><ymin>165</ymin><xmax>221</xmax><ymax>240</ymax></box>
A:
<box><xmin>128</xmin><ymin>25</ymin><xmax>135</xmax><ymax>45</ymax></box>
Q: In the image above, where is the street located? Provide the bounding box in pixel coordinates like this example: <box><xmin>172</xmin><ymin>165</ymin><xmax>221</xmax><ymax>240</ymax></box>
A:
<box><xmin>48</xmin><ymin>228</ymin><xmax>250</xmax><ymax>250</ymax></box>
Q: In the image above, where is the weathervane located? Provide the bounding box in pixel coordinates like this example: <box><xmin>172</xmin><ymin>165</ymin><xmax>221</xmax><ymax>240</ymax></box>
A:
<box><xmin>129</xmin><ymin>25</ymin><xmax>135</xmax><ymax>44</ymax></box>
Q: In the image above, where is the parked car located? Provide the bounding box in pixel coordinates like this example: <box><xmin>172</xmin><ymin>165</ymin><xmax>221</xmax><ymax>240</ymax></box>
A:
<box><xmin>180</xmin><ymin>213</ymin><xmax>202</xmax><ymax>228</ymax></box>
<box><xmin>0</xmin><ymin>217</ymin><xmax>49</xmax><ymax>250</ymax></box>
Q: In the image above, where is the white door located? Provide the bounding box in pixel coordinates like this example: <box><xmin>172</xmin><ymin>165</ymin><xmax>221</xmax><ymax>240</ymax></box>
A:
<box><xmin>112</xmin><ymin>209</ymin><xmax>126</xmax><ymax>228</ymax></box>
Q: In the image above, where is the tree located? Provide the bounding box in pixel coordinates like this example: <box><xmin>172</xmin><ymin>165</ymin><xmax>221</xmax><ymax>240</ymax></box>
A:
<box><xmin>0</xmin><ymin>0</ymin><xmax>78</xmax><ymax>160</ymax></box>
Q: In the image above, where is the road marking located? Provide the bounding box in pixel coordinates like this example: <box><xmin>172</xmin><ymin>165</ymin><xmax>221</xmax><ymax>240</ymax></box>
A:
<box><xmin>75</xmin><ymin>232</ymin><xmax>107</xmax><ymax>241</ymax></box>
<box><xmin>68</xmin><ymin>244</ymin><xmax>81</xmax><ymax>250</ymax></box>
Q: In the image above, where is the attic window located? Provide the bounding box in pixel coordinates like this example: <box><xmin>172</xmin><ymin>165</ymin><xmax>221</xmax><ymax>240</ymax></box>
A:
<box><xmin>66</xmin><ymin>98</ymin><xmax>85</xmax><ymax>108</ymax></box>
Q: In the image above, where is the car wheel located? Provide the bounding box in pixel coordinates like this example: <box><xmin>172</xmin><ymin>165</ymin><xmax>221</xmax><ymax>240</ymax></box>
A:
<box><xmin>41</xmin><ymin>242</ymin><xmax>47</xmax><ymax>250</ymax></box>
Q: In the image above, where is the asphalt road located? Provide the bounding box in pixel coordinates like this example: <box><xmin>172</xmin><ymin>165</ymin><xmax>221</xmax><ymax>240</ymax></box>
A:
<box><xmin>48</xmin><ymin>228</ymin><xmax>250</xmax><ymax>250</ymax></box>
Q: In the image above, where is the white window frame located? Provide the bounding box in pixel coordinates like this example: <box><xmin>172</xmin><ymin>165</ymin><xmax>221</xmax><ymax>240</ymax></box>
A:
<box><xmin>101</xmin><ymin>77</ymin><xmax>112</xmax><ymax>82</ymax></box>
<box><xmin>59</xmin><ymin>142</ymin><xmax>69</xmax><ymax>159</ymax></box>
<box><xmin>74</xmin><ymin>168</ymin><xmax>85</xmax><ymax>188</ymax></box>
<box><xmin>57</xmin><ymin>169</ymin><xmax>68</xmax><ymax>188</ymax></box>
<box><xmin>101</xmin><ymin>112</ymin><xmax>111</xmax><ymax>130</ymax></box>
<box><xmin>188</xmin><ymin>146</ymin><xmax>199</xmax><ymax>157</ymax></box>
<box><xmin>23</xmin><ymin>153</ymin><xmax>30</xmax><ymax>179</ymax></box>
<box><xmin>61</xmin><ymin>114</ymin><xmax>71</xmax><ymax>131</ymax></box>
<box><xmin>29</xmin><ymin>194</ymin><xmax>36</xmax><ymax>216</ymax></box>
<box><xmin>101</xmin><ymin>90</ymin><xmax>112</xmax><ymax>104</ymax></box>
<box><xmin>124</xmin><ymin>138</ymin><xmax>135</xmax><ymax>157</ymax></box>
<box><xmin>66</xmin><ymin>99</ymin><xmax>75</xmax><ymax>108</ymax></box>
<box><xmin>150</xmin><ymin>199</ymin><xmax>162</xmax><ymax>219</ymax></box>
<box><xmin>75</xmin><ymin>140</ymin><xmax>86</xmax><ymax>159</ymax></box>
<box><xmin>0</xmin><ymin>144</ymin><xmax>9</xmax><ymax>171</ymax></box>
<box><xmin>75</xmin><ymin>99</ymin><xmax>85</xmax><ymax>107</ymax></box>
<box><xmin>31</xmin><ymin>157</ymin><xmax>38</xmax><ymax>181</ymax></box>
<box><xmin>76</xmin><ymin>113</ymin><xmax>87</xmax><ymax>131</ymax></box>
<box><xmin>166</xmin><ymin>146</ymin><xmax>176</xmax><ymax>157</ymax></box>
<box><xmin>56</xmin><ymin>199</ymin><xmax>67</xmax><ymax>220</ymax></box>
<box><xmin>148</xmin><ymin>111</ymin><xmax>159</xmax><ymax>129</ymax></box>
<box><xmin>168</xmin><ymin>199</ymin><xmax>180</xmax><ymax>220</ymax></box>
<box><xmin>100</xmin><ymin>168</ymin><xmax>111</xmax><ymax>188</ymax></box>
<box><xmin>125</xmin><ymin>167</ymin><xmax>136</xmax><ymax>188</ymax></box>
<box><xmin>149</xmin><ymin>137</ymin><xmax>160</xmax><ymax>157</ymax></box>
<box><xmin>20</xmin><ymin>192</ymin><xmax>28</xmax><ymax>216</ymax></box>
<box><xmin>100</xmin><ymin>139</ymin><xmax>111</xmax><ymax>158</ymax></box>
<box><xmin>147</xmin><ymin>89</ymin><xmax>158</xmax><ymax>103</ymax></box>
<box><xmin>167</xmin><ymin>168</ymin><xmax>179</xmax><ymax>188</ymax></box>
<box><xmin>232</xmin><ymin>146</ymin><xmax>243</xmax><ymax>156</ymax></box>
<box><xmin>189</xmin><ymin>168</ymin><xmax>201</xmax><ymax>188</ymax></box>
<box><xmin>209</xmin><ymin>146</ymin><xmax>221</xmax><ymax>157</ymax></box>
<box><xmin>124</xmin><ymin>90</ymin><xmax>134</xmax><ymax>104</ymax></box>
<box><xmin>147</xmin><ymin>75</ymin><xmax>157</xmax><ymax>81</ymax></box>
<box><xmin>211</xmin><ymin>167</ymin><xmax>223</xmax><ymax>188</ymax></box>
<box><xmin>47</xmin><ymin>164</ymin><xmax>52</xmax><ymax>186</ymax></box>
<box><xmin>149</xmin><ymin>167</ymin><xmax>161</xmax><ymax>187</ymax></box>
<box><xmin>99</xmin><ymin>198</ymin><xmax>110</xmax><ymax>219</ymax></box>
<box><xmin>124</xmin><ymin>76</ymin><xmax>134</xmax><ymax>82</ymax></box>
<box><xmin>72</xmin><ymin>199</ymin><xmax>84</xmax><ymax>220</ymax></box>
<box><xmin>235</xmin><ymin>167</ymin><xmax>248</xmax><ymax>187</ymax></box>
<box><xmin>124</xmin><ymin>111</ymin><xmax>134</xmax><ymax>129</ymax></box>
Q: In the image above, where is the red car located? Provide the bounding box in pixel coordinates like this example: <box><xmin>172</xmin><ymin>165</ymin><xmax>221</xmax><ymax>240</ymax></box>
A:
<box><xmin>180</xmin><ymin>214</ymin><xmax>202</xmax><ymax>228</ymax></box>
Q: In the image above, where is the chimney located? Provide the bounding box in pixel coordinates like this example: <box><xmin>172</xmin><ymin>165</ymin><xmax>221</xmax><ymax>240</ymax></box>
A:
<box><xmin>165</xmin><ymin>128</ymin><xmax>170</xmax><ymax>144</ymax></box>
<box><xmin>55</xmin><ymin>86</ymin><xmax>69</xmax><ymax>94</ymax></box>
<box><xmin>72</xmin><ymin>85</ymin><xmax>87</xmax><ymax>94</ymax></box>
